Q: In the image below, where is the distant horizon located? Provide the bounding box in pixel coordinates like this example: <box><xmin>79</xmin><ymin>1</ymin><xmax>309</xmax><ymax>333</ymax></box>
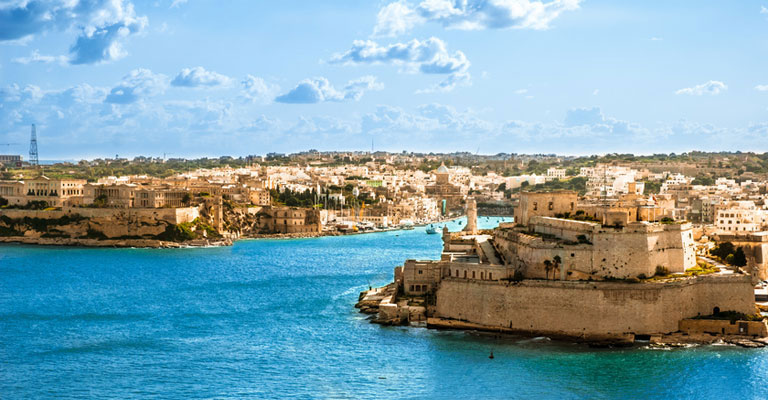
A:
<box><xmin>2</xmin><ymin>149</ymin><xmax>766</xmax><ymax>165</ymax></box>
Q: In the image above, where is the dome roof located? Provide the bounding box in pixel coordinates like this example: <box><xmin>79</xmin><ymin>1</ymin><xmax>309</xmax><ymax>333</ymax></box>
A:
<box><xmin>436</xmin><ymin>163</ymin><xmax>449</xmax><ymax>174</ymax></box>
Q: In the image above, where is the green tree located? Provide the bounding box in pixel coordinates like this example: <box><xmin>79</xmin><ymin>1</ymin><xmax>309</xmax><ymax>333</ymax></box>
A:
<box><xmin>733</xmin><ymin>247</ymin><xmax>747</xmax><ymax>267</ymax></box>
<box><xmin>552</xmin><ymin>255</ymin><xmax>562</xmax><ymax>279</ymax></box>
<box><xmin>93</xmin><ymin>194</ymin><xmax>108</xmax><ymax>208</ymax></box>
<box><xmin>711</xmin><ymin>242</ymin><xmax>735</xmax><ymax>260</ymax></box>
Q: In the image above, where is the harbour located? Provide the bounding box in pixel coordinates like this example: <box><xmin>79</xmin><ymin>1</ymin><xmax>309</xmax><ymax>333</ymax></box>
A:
<box><xmin>2</xmin><ymin>217</ymin><xmax>768</xmax><ymax>399</ymax></box>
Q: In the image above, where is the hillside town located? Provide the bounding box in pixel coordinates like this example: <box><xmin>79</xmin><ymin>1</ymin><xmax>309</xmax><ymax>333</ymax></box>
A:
<box><xmin>1</xmin><ymin>151</ymin><xmax>768</xmax><ymax>247</ymax></box>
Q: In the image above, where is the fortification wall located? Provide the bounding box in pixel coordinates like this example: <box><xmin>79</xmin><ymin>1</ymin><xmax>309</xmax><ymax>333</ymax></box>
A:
<box><xmin>435</xmin><ymin>274</ymin><xmax>754</xmax><ymax>337</ymax></box>
<box><xmin>498</xmin><ymin>222</ymin><xmax>696</xmax><ymax>279</ymax></box>
<box><xmin>531</xmin><ymin>217</ymin><xmax>597</xmax><ymax>242</ymax></box>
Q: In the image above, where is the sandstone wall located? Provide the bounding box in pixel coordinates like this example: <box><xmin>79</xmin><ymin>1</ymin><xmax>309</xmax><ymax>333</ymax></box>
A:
<box><xmin>0</xmin><ymin>206</ymin><xmax>199</xmax><ymax>224</ymax></box>
<box><xmin>0</xmin><ymin>207</ymin><xmax>201</xmax><ymax>240</ymax></box>
<box><xmin>435</xmin><ymin>274</ymin><xmax>754</xmax><ymax>337</ymax></box>
<box><xmin>497</xmin><ymin>221</ymin><xmax>697</xmax><ymax>279</ymax></box>
<box><xmin>679</xmin><ymin>319</ymin><xmax>768</xmax><ymax>337</ymax></box>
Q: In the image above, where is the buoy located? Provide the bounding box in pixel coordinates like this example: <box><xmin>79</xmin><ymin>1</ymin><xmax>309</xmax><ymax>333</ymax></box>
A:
<box><xmin>489</xmin><ymin>351</ymin><xmax>494</xmax><ymax>359</ymax></box>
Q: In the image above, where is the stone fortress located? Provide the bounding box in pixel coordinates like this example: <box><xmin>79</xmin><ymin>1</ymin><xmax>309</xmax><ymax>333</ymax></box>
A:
<box><xmin>359</xmin><ymin>191</ymin><xmax>767</xmax><ymax>345</ymax></box>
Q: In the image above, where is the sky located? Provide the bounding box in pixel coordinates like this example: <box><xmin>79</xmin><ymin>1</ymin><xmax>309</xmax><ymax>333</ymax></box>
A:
<box><xmin>1</xmin><ymin>0</ymin><xmax>768</xmax><ymax>159</ymax></box>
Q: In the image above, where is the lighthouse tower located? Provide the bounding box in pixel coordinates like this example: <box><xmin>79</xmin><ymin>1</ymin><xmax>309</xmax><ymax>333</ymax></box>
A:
<box><xmin>463</xmin><ymin>197</ymin><xmax>478</xmax><ymax>234</ymax></box>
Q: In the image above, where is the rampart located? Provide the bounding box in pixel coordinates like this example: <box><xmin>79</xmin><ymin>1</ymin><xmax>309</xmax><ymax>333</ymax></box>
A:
<box><xmin>496</xmin><ymin>218</ymin><xmax>697</xmax><ymax>279</ymax></box>
<box><xmin>434</xmin><ymin>274</ymin><xmax>754</xmax><ymax>338</ymax></box>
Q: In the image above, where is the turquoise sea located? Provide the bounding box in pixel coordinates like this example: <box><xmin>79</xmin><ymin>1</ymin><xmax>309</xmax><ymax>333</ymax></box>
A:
<box><xmin>1</xmin><ymin>217</ymin><xmax>767</xmax><ymax>399</ymax></box>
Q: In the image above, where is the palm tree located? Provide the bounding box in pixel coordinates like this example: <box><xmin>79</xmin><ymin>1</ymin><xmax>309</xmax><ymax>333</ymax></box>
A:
<box><xmin>543</xmin><ymin>260</ymin><xmax>552</xmax><ymax>280</ymax></box>
<box><xmin>553</xmin><ymin>255</ymin><xmax>562</xmax><ymax>280</ymax></box>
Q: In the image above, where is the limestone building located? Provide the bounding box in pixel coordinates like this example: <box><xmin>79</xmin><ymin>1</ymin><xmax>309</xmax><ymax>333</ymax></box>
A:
<box><xmin>1</xmin><ymin>176</ymin><xmax>85</xmax><ymax>207</ymax></box>
<box><xmin>513</xmin><ymin>190</ymin><xmax>578</xmax><ymax>226</ymax></box>
<box><xmin>425</xmin><ymin>163</ymin><xmax>465</xmax><ymax>212</ymax></box>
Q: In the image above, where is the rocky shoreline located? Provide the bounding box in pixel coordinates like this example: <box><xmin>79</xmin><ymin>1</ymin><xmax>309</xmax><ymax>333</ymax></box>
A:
<box><xmin>0</xmin><ymin>225</ymin><xmax>408</xmax><ymax>248</ymax></box>
<box><xmin>0</xmin><ymin>236</ymin><xmax>234</xmax><ymax>248</ymax></box>
<box><xmin>0</xmin><ymin>219</ymin><xmax>453</xmax><ymax>248</ymax></box>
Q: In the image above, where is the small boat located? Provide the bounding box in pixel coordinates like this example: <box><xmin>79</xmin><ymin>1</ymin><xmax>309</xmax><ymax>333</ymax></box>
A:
<box><xmin>489</xmin><ymin>351</ymin><xmax>494</xmax><ymax>359</ymax></box>
<box><xmin>426</xmin><ymin>225</ymin><xmax>437</xmax><ymax>234</ymax></box>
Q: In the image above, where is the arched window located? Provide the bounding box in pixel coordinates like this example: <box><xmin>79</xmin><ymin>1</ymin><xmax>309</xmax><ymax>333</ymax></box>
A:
<box><xmin>463</xmin><ymin>270</ymin><xmax>467</xmax><ymax>278</ymax></box>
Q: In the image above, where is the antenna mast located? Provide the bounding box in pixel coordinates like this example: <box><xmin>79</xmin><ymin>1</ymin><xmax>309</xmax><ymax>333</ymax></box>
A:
<box><xmin>29</xmin><ymin>124</ymin><xmax>39</xmax><ymax>166</ymax></box>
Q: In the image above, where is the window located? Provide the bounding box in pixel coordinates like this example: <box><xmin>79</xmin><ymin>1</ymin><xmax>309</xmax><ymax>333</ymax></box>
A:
<box><xmin>533</xmin><ymin>202</ymin><xmax>538</xmax><ymax>211</ymax></box>
<box><xmin>548</xmin><ymin>202</ymin><xmax>554</xmax><ymax>210</ymax></box>
<box><xmin>489</xmin><ymin>273</ymin><xmax>492</xmax><ymax>280</ymax></box>
<box><xmin>410</xmin><ymin>285</ymin><xmax>414</xmax><ymax>291</ymax></box>
<box><xmin>463</xmin><ymin>270</ymin><xmax>467</xmax><ymax>278</ymax></box>
<box><xmin>472</xmin><ymin>271</ymin><xmax>476</xmax><ymax>279</ymax></box>
<box><xmin>418</xmin><ymin>270</ymin><xmax>423</xmax><ymax>275</ymax></box>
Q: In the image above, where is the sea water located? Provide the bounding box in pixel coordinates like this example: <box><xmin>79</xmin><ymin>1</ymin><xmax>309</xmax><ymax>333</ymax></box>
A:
<box><xmin>1</xmin><ymin>217</ymin><xmax>767</xmax><ymax>399</ymax></box>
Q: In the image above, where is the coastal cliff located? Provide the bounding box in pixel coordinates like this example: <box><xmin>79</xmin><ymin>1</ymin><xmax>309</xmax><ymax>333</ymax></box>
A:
<box><xmin>0</xmin><ymin>207</ymin><xmax>230</xmax><ymax>248</ymax></box>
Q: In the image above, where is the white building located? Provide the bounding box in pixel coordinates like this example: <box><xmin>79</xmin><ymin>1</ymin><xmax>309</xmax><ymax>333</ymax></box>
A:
<box><xmin>546</xmin><ymin>168</ymin><xmax>566</xmax><ymax>180</ymax></box>
<box><xmin>715</xmin><ymin>201</ymin><xmax>768</xmax><ymax>233</ymax></box>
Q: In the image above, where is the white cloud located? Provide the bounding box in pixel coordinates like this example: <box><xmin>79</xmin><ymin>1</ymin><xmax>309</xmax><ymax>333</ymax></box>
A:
<box><xmin>373</xmin><ymin>1</ymin><xmax>424</xmax><ymax>37</ymax></box>
<box><xmin>362</xmin><ymin>105</ymin><xmax>440</xmax><ymax>133</ymax></box>
<box><xmin>171</xmin><ymin>66</ymin><xmax>232</xmax><ymax>88</ymax></box>
<box><xmin>242</xmin><ymin>115</ymin><xmax>280</xmax><ymax>132</ymax></box>
<box><xmin>0</xmin><ymin>0</ymin><xmax>147</xmax><ymax>64</ymax></box>
<box><xmin>330</xmin><ymin>37</ymin><xmax>470</xmax><ymax>91</ymax></box>
<box><xmin>761</xmin><ymin>6</ymin><xmax>768</xmax><ymax>14</ymax></box>
<box><xmin>275</xmin><ymin>76</ymin><xmax>383</xmax><ymax>104</ymax></box>
<box><xmin>11</xmin><ymin>49</ymin><xmax>67</xmax><ymax>65</ymax></box>
<box><xmin>563</xmin><ymin>106</ymin><xmax>638</xmax><ymax>135</ymax></box>
<box><xmin>171</xmin><ymin>0</ymin><xmax>190</xmax><ymax>8</ymax></box>
<box><xmin>373</xmin><ymin>0</ymin><xmax>581</xmax><ymax>37</ymax></box>
<box><xmin>288</xmin><ymin>116</ymin><xmax>358</xmax><ymax>135</ymax></box>
<box><xmin>362</xmin><ymin>103</ymin><xmax>492</xmax><ymax>134</ymax></box>
<box><xmin>755</xmin><ymin>84</ymin><xmax>768</xmax><ymax>92</ymax></box>
<box><xmin>105</xmin><ymin>69</ymin><xmax>168</xmax><ymax>104</ymax></box>
<box><xmin>675</xmin><ymin>80</ymin><xmax>727</xmax><ymax>96</ymax></box>
<box><xmin>342</xmin><ymin>76</ymin><xmax>385</xmax><ymax>101</ymax></box>
<box><xmin>240</xmin><ymin>75</ymin><xmax>280</xmax><ymax>104</ymax></box>
<box><xmin>418</xmin><ymin>103</ymin><xmax>494</xmax><ymax>131</ymax></box>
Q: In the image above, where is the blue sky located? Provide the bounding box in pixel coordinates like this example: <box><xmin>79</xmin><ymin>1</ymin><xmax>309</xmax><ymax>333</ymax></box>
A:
<box><xmin>1</xmin><ymin>0</ymin><xmax>768</xmax><ymax>159</ymax></box>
